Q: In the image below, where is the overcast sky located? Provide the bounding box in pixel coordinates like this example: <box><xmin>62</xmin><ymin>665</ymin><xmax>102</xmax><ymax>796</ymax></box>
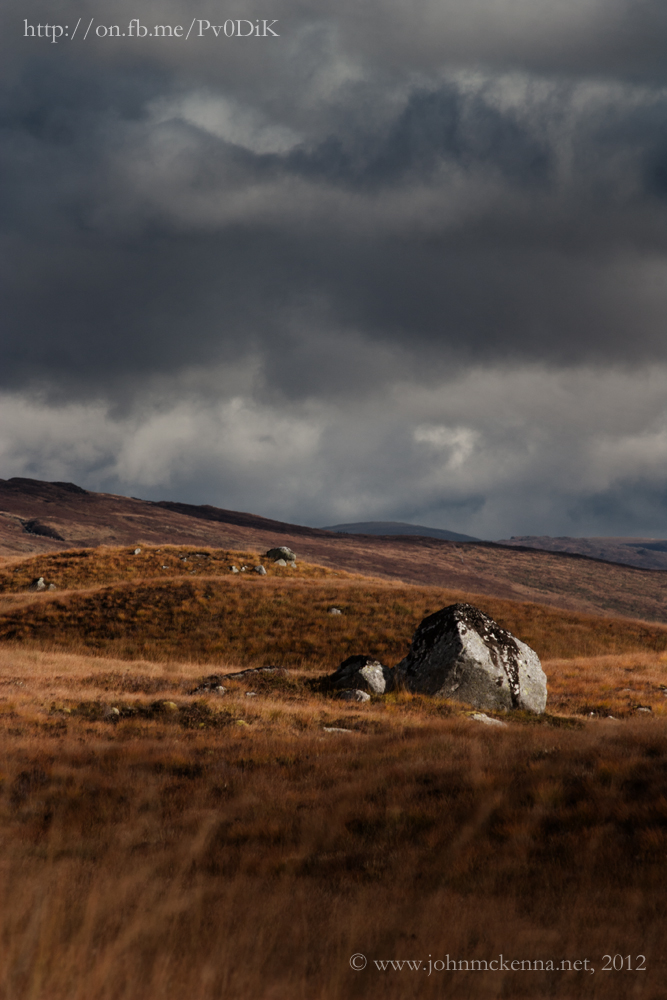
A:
<box><xmin>2</xmin><ymin>0</ymin><xmax>667</xmax><ymax>537</ymax></box>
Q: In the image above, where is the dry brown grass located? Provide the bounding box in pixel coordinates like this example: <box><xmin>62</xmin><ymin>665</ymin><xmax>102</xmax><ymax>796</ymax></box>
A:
<box><xmin>1</xmin><ymin>547</ymin><xmax>667</xmax><ymax>999</ymax></box>
<box><xmin>1</xmin><ymin>571</ymin><xmax>666</xmax><ymax>668</ymax></box>
<box><xmin>0</xmin><ymin>643</ymin><xmax>666</xmax><ymax>999</ymax></box>
<box><xmin>0</xmin><ymin>544</ymin><xmax>350</xmax><ymax>593</ymax></box>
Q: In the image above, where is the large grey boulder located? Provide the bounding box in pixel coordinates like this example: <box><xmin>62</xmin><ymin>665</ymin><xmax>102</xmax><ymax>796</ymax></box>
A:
<box><xmin>326</xmin><ymin>654</ymin><xmax>394</xmax><ymax>695</ymax></box>
<box><xmin>395</xmin><ymin>603</ymin><xmax>547</xmax><ymax>713</ymax></box>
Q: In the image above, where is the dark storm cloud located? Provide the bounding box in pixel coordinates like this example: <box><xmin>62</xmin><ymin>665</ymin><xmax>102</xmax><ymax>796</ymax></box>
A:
<box><xmin>3</xmin><ymin>28</ymin><xmax>667</xmax><ymax>402</ymax></box>
<box><xmin>2</xmin><ymin>0</ymin><xmax>667</xmax><ymax>535</ymax></box>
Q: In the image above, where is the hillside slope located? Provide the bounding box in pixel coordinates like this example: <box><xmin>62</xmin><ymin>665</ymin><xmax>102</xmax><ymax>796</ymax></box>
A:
<box><xmin>498</xmin><ymin>534</ymin><xmax>667</xmax><ymax>570</ymax></box>
<box><xmin>1</xmin><ymin>545</ymin><xmax>667</xmax><ymax>671</ymax></box>
<box><xmin>1</xmin><ymin>478</ymin><xmax>666</xmax><ymax>622</ymax></box>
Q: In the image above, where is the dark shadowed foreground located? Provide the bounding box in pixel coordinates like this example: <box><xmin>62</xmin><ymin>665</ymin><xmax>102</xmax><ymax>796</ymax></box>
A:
<box><xmin>1</xmin><ymin>653</ymin><xmax>666</xmax><ymax>1000</ymax></box>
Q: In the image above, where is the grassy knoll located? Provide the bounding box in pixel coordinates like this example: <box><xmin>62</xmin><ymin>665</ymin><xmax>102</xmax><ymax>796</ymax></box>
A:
<box><xmin>0</xmin><ymin>573</ymin><xmax>666</xmax><ymax>667</ymax></box>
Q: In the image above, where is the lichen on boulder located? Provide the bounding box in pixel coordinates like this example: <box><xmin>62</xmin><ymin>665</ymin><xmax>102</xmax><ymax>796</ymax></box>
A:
<box><xmin>395</xmin><ymin>603</ymin><xmax>547</xmax><ymax>713</ymax></box>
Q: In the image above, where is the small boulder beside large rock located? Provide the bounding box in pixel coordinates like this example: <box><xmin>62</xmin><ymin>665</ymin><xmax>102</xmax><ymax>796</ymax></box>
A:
<box><xmin>326</xmin><ymin>654</ymin><xmax>394</xmax><ymax>695</ymax></box>
<box><xmin>395</xmin><ymin>603</ymin><xmax>547</xmax><ymax>713</ymax></box>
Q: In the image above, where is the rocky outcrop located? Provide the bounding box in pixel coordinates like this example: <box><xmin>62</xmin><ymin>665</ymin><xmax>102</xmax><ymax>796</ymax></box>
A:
<box><xmin>266</xmin><ymin>546</ymin><xmax>296</xmax><ymax>563</ymax></box>
<box><xmin>395</xmin><ymin>603</ymin><xmax>547</xmax><ymax>713</ymax></box>
<box><xmin>23</xmin><ymin>519</ymin><xmax>65</xmax><ymax>541</ymax></box>
<box><xmin>326</xmin><ymin>654</ymin><xmax>394</xmax><ymax>695</ymax></box>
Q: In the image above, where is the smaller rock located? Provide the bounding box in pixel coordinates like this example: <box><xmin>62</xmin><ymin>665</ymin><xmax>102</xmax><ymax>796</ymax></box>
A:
<box><xmin>274</xmin><ymin>558</ymin><xmax>287</xmax><ymax>567</ymax></box>
<box><xmin>29</xmin><ymin>577</ymin><xmax>46</xmax><ymax>591</ymax></box>
<box><xmin>326</xmin><ymin>654</ymin><xmax>394</xmax><ymax>695</ymax></box>
<box><xmin>471</xmin><ymin>713</ymin><xmax>507</xmax><ymax>727</ymax></box>
<box><xmin>328</xmin><ymin>607</ymin><xmax>342</xmax><ymax>615</ymax></box>
<box><xmin>162</xmin><ymin>565</ymin><xmax>169</xmax><ymax>569</ymax></box>
<box><xmin>288</xmin><ymin>561</ymin><xmax>297</xmax><ymax>568</ymax></box>
<box><xmin>241</xmin><ymin>567</ymin><xmax>247</xmax><ymax>572</ymax></box>
<box><xmin>266</xmin><ymin>546</ymin><xmax>296</xmax><ymax>563</ymax></box>
<box><xmin>323</xmin><ymin>726</ymin><xmax>354</xmax><ymax>733</ymax></box>
<box><xmin>336</xmin><ymin>689</ymin><xmax>371</xmax><ymax>703</ymax></box>
<box><xmin>245</xmin><ymin>691</ymin><xmax>258</xmax><ymax>697</ymax></box>
<box><xmin>254</xmin><ymin>565</ymin><xmax>267</xmax><ymax>575</ymax></box>
<box><xmin>134</xmin><ymin>548</ymin><xmax>141</xmax><ymax>555</ymax></box>
<box><xmin>48</xmin><ymin>583</ymin><xmax>56</xmax><ymax>590</ymax></box>
<box><xmin>230</xmin><ymin>565</ymin><xmax>239</xmax><ymax>573</ymax></box>
<box><xmin>190</xmin><ymin>674</ymin><xmax>227</xmax><ymax>694</ymax></box>
<box><xmin>104</xmin><ymin>706</ymin><xmax>121</xmax><ymax>720</ymax></box>
<box><xmin>162</xmin><ymin>701</ymin><xmax>178</xmax><ymax>712</ymax></box>
<box><xmin>235</xmin><ymin>719</ymin><xmax>250</xmax><ymax>727</ymax></box>
<box><xmin>636</xmin><ymin>706</ymin><xmax>652</xmax><ymax>713</ymax></box>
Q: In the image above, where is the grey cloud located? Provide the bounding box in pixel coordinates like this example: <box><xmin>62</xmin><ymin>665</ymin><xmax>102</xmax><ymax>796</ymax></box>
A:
<box><xmin>4</xmin><ymin>58</ymin><xmax>667</xmax><ymax>401</ymax></box>
<box><xmin>1</xmin><ymin>363</ymin><xmax>666</xmax><ymax>537</ymax></box>
<box><xmin>2</xmin><ymin>0</ymin><xmax>667</xmax><ymax>535</ymax></box>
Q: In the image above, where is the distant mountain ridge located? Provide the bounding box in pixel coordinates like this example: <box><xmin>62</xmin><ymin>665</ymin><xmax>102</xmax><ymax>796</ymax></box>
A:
<box><xmin>322</xmin><ymin>520</ymin><xmax>480</xmax><ymax>543</ymax></box>
<box><xmin>497</xmin><ymin>535</ymin><xmax>667</xmax><ymax>572</ymax></box>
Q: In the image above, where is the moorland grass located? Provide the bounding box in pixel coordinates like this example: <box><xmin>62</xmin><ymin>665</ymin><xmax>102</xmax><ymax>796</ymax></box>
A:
<box><xmin>0</xmin><ymin>650</ymin><xmax>665</xmax><ymax>1000</ymax></box>
<box><xmin>1</xmin><ymin>549</ymin><xmax>666</xmax><ymax>999</ymax></box>
<box><xmin>1</xmin><ymin>572</ymin><xmax>666</xmax><ymax>667</ymax></box>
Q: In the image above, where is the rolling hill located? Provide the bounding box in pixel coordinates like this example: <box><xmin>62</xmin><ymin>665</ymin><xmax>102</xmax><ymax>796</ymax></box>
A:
<box><xmin>1</xmin><ymin>477</ymin><xmax>666</xmax><ymax>623</ymax></box>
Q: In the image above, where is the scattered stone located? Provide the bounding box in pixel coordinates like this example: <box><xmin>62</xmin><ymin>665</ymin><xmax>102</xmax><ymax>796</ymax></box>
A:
<box><xmin>636</xmin><ymin>706</ymin><xmax>652</xmax><ymax>713</ymax></box>
<box><xmin>235</xmin><ymin>719</ymin><xmax>250</xmax><ymax>727</ymax></box>
<box><xmin>326</xmin><ymin>654</ymin><xmax>394</xmax><ymax>695</ymax></box>
<box><xmin>266</xmin><ymin>546</ymin><xmax>296</xmax><ymax>563</ymax></box>
<box><xmin>162</xmin><ymin>701</ymin><xmax>178</xmax><ymax>712</ymax></box>
<box><xmin>288</xmin><ymin>561</ymin><xmax>296</xmax><ymax>568</ymax></box>
<box><xmin>134</xmin><ymin>548</ymin><xmax>141</xmax><ymax>555</ymax></box>
<box><xmin>323</xmin><ymin>726</ymin><xmax>354</xmax><ymax>733</ymax></box>
<box><xmin>274</xmin><ymin>558</ymin><xmax>287</xmax><ymax>567</ymax></box>
<box><xmin>241</xmin><ymin>567</ymin><xmax>247</xmax><ymax>572</ymax></box>
<box><xmin>254</xmin><ymin>565</ymin><xmax>267</xmax><ymax>575</ymax></box>
<box><xmin>396</xmin><ymin>603</ymin><xmax>547</xmax><ymax>714</ymax></box>
<box><xmin>230</xmin><ymin>566</ymin><xmax>239</xmax><ymax>573</ymax></box>
<box><xmin>104</xmin><ymin>706</ymin><xmax>121</xmax><ymax>720</ymax></box>
<box><xmin>190</xmin><ymin>675</ymin><xmax>227</xmax><ymax>695</ymax></box>
<box><xmin>471</xmin><ymin>713</ymin><xmax>507</xmax><ymax>727</ymax></box>
<box><xmin>28</xmin><ymin>577</ymin><xmax>46</xmax><ymax>591</ymax></box>
<box><xmin>328</xmin><ymin>607</ymin><xmax>343</xmax><ymax>615</ymax></box>
<box><xmin>336</xmin><ymin>689</ymin><xmax>371</xmax><ymax>702</ymax></box>
<box><xmin>162</xmin><ymin>565</ymin><xmax>169</xmax><ymax>569</ymax></box>
<box><xmin>48</xmin><ymin>583</ymin><xmax>56</xmax><ymax>590</ymax></box>
<box><xmin>245</xmin><ymin>691</ymin><xmax>258</xmax><ymax>697</ymax></box>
